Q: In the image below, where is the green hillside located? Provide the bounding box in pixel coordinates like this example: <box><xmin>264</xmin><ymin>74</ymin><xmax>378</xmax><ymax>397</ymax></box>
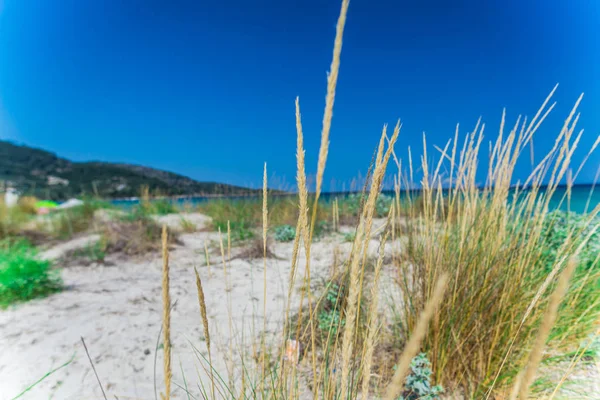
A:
<box><xmin>0</xmin><ymin>140</ymin><xmax>259</xmax><ymax>200</ymax></box>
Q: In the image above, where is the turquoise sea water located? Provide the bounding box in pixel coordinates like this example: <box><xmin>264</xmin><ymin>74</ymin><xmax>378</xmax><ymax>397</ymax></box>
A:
<box><xmin>113</xmin><ymin>185</ymin><xmax>599</xmax><ymax>214</ymax></box>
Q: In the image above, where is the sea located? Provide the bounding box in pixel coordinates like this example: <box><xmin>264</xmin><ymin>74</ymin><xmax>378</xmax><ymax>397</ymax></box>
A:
<box><xmin>112</xmin><ymin>185</ymin><xmax>600</xmax><ymax>215</ymax></box>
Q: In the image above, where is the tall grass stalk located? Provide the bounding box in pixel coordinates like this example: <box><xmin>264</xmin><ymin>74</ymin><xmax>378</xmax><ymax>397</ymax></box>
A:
<box><xmin>194</xmin><ymin>267</ymin><xmax>215</xmax><ymax>400</ymax></box>
<box><xmin>218</xmin><ymin>227</ymin><xmax>235</xmax><ymax>389</ymax></box>
<box><xmin>161</xmin><ymin>225</ymin><xmax>172</xmax><ymax>400</ymax></box>
<box><xmin>262</xmin><ymin>163</ymin><xmax>269</xmax><ymax>395</ymax></box>
<box><xmin>360</xmin><ymin>218</ymin><xmax>391</xmax><ymax>400</ymax></box>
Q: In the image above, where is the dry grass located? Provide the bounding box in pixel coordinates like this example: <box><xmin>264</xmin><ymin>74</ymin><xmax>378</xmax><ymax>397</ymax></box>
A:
<box><xmin>17</xmin><ymin>196</ymin><xmax>38</xmax><ymax>215</ymax></box>
<box><xmin>194</xmin><ymin>266</ymin><xmax>215</xmax><ymax>399</ymax></box>
<box><xmin>101</xmin><ymin>216</ymin><xmax>180</xmax><ymax>256</ymax></box>
<box><xmin>161</xmin><ymin>225</ymin><xmax>172</xmax><ymax>400</ymax></box>
<box><xmin>394</xmin><ymin>93</ymin><xmax>600</xmax><ymax>397</ymax></box>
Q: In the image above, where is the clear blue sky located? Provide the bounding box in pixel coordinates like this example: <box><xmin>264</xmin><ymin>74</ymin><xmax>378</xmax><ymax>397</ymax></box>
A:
<box><xmin>0</xmin><ymin>0</ymin><xmax>598</xmax><ymax>190</ymax></box>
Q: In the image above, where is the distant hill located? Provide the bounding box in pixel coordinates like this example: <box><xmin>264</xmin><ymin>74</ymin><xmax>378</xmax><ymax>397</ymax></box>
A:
<box><xmin>0</xmin><ymin>140</ymin><xmax>261</xmax><ymax>200</ymax></box>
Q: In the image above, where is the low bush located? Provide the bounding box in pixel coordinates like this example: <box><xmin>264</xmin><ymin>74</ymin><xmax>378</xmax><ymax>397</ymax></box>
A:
<box><xmin>274</xmin><ymin>224</ymin><xmax>296</xmax><ymax>242</ymax></box>
<box><xmin>398</xmin><ymin>353</ymin><xmax>443</xmax><ymax>400</ymax></box>
<box><xmin>0</xmin><ymin>240</ymin><xmax>61</xmax><ymax>307</ymax></box>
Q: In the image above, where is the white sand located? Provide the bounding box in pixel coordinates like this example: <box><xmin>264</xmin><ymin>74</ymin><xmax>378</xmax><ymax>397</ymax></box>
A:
<box><xmin>0</xmin><ymin>218</ymin><xmax>391</xmax><ymax>400</ymax></box>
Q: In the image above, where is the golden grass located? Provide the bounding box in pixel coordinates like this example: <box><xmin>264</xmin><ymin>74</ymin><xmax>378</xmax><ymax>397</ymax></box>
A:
<box><xmin>262</xmin><ymin>163</ymin><xmax>269</xmax><ymax>395</ymax></box>
<box><xmin>194</xmin><ymin>267</ymin><xmax>215</xmax><ymax>399</ymax></box>
<box><xmin>360</xmin><ymin>220</ymin><xmax>391</xmax><ymax>400</ymax></box>
<box><xmin>160</xmin><ymin>225</ymin><xmax>172</xmax><ymax>400</ymax></box>
<box><xmin>395</xmin><ymin>90</ymin><xmax>600</xmax><ymax>397</ymax></box>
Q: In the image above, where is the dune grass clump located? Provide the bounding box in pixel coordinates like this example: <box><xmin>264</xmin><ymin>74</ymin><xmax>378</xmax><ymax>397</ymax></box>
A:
<box><xmin>179</xmin><ymin>217</ymin><xmax>197</xmax><ymax>233</ymax></box>
<box><xmin>17</xmin><ymin>196</ymin><xmax>39</xmax><ymax>215</ymax></box>
<box><xmin>0</xmin><ymin>240</ymin><xmax>61</xmax><ymax>307</ymax></box>
<box><xmin>197</xmin><ymin>196</ymin><xmax>333</xmax><ymax>235</ymax></box>
<box><xmin>103</xmin><ymin>215</ymin><xmax>179</xmax><ymax>256</ymax></box>
<box><xmin>396</xmin><ymin>93</ymin><xmax>600</xmax><ymax>397</ymax></box>
<box><xmin>50</xmin><ymin>201</ymin><xmax>101</xmax><ymax>240</ymax></box>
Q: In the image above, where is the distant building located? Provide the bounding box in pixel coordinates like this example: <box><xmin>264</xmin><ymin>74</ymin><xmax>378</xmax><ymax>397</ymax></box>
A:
<box><xmin>47</xmin><ymin>175</ymin><xmax>69</xmax><ymax>186</ymax></box>
<box><xmin>4</xmin><ymin>187</ymin><xmax>19</xmax><ymax>207</ymax></box>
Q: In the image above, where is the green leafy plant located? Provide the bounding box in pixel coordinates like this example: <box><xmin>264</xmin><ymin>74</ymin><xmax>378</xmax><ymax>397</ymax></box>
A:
<box><xmin>397</xmin><ymin>353</ymin><xmax>443</xmax><ymax>400</ymax></box>
<box><xmin>0</xmin><ymin>240</ymin><xmax>62</xmax><ymax>307</ymax></box>
<box><xmin>343</xmin><ymin>232</ymin><xmax>356</xmax><ymax>242</ymax></box>
<box><xmin>274</xmin><ymin>224</ymin><xmax>296</xmax><ymax>242</ymax></box>
<box><xmin>317</xmin><ymin>282</ymin><xmax>345</xmax><ymax>337</ymax></box>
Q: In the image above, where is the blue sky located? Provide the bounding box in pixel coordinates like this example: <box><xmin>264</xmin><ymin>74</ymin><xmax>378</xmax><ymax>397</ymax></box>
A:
<box><xmin>0</xmin><ymin>0</ymin><xmax>599</xmax><ymax>190</ymax></box>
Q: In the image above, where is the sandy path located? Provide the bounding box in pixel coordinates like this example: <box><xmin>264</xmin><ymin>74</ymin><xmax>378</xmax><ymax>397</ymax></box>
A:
<box><xmin>0</xmin><ymin>226</ymin><xmax>388</xmax><ymax>400</ymax></box>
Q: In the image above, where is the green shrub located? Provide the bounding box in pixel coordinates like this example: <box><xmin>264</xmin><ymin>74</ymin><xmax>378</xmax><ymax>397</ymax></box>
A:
<box><xmin>397</xmin><ymin>353</ymin><xmax>443</xmax><ymax>400</ymax></box>
<box><xmin>343</xmin><ymin>232</ymin><xmax>356</xmax><ymax>242</ymax></box>
<box><xmin>0</xmin><ymin>241</ymin><xmax>62</xmax><ymax>307</ymax></box>
<box><xmin>317</xmin><ymin>281</ymin><xmax>346</xmax><ymax>338</ymax></box>
<box><xmin>274</xmin><ymin>224</ymin><xmax>296</xmax><ymax>242</ymax></box>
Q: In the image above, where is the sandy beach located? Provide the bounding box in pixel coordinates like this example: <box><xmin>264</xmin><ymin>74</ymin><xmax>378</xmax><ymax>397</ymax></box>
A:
<box><xmin>0</xmin><ymin>216</ymin><xmax>395</xmax><ymax>400</ymax></box>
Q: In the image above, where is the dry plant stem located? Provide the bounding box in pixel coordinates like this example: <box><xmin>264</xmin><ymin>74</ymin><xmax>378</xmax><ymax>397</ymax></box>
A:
<box><xmin>81</xmin><ymin>337</ymin><xmax>108</xmax><ymax>400</ymax></box>
<box><xmin>383</xmin><ymin>273</ymin><xmax>449</xmax><ymax>400</ymax></box>
<box><xmin>227</xmin><ymin>220</ymin><xmax>231</xmax><ymax>261</ymax></box>
<box><xmin>312</xmin><ymin>0</ymin><xmax>349</xmax><ymax>202</ymax></box>
<box><xmin>194</xmin><ymin>267</ymin><xmax>215</xmax><ymax>400</ymax></box>
<box><xmin>261</xmin><ymin>163</ymin><xmax>268</xmax><ymax>396</ymax></box>
<box><xmin>516</xmin><ymin>258</ymin><xmax>577</xmax><ymax>399</ymax></box>
<box><xmin>204</xmin><ymin>242</ymin><xmax>211</xmax><ymax>277</ymax></box>
<box><xmin>339</xmin><ymin>123</ymin><xmax>400</xmax><ymax>400</ymax></box>
<box><xmin>360</xmin><ymin>223</ymin><xmax>391</xmax><ymax>400</ymax></box>
<box><xmin>279</xmin><ymin>98</ymin><xmax>310</xmax><ymax>396</ymax></box>
<box><xmin>161</xmin><ymin>225</ymin><xmax>172</xmax><ymax>400</ymax></box>
<box><xmin>305</xmin><ymin>15</ymin><xmax>351</xmax><ymax>392</ymax></box>
<box><xmin>218</xmin><ymin>228</ymin><xmax>235</xmax><ymax>389</ymax></box>
<box><xmin>293</xmin><ymin>97</ymin><xmax>318</xmax><ymax>392</ymax></box>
